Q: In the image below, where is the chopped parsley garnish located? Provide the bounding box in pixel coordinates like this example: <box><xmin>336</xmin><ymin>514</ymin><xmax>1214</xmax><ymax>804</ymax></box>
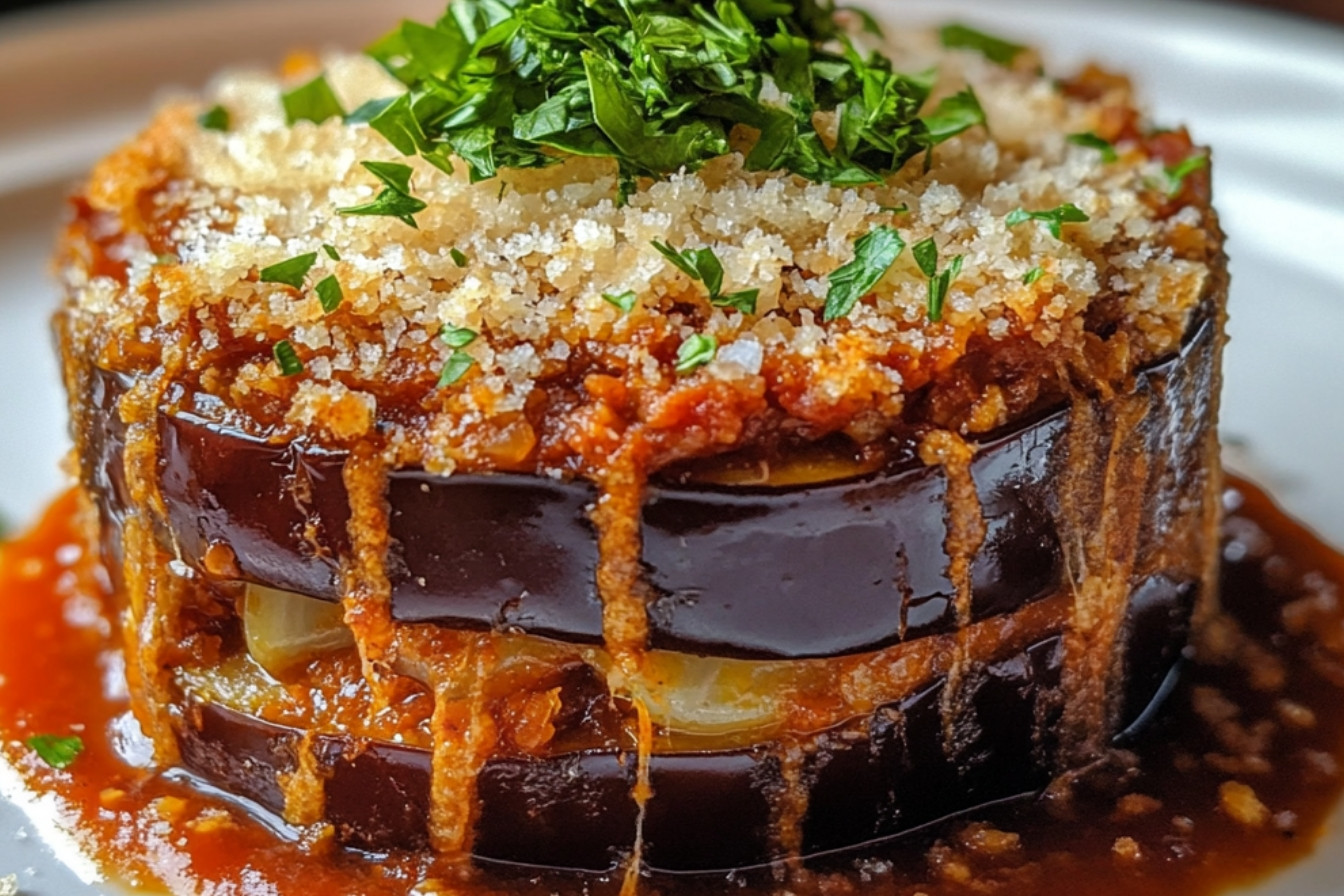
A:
<box><xmin>353</xmin><ymin>0</ymin><xmax>987</xmax><ymax>191</ymax></box>
<box><xmin>322</xmin><ymin>244</ymin><xmax>341</xmax><ymax>261</ymax></box>
<box><xmin>1164</xmin><ymin>153</ymin><xmax>1208</xmax><ymax>196</ymax></box>
<box><xmin>450</xmin><ymin>248</ymin><xmax>469</xmax><ymax>268</ymax></box>
<box><xmin>272</xmin><ymin>340</ymin><xmax>304</xmax><ymax>377</ymax></box>
<box><xmin>282</xmin><ymin>74</ymin><xmax>345</xmax><ymax>126</ymax></box>
<box><xmin>603</xmin><ymin>290</ymin><xmax>638</xmax><ymax>315</ymax></box>
<box><xmin>1022</xmin><ymin>266</ymin><xmax>1045</xmax><ymax>286</ymax></box>
<box><xmin>1005</xmin><ymin>203</ymin><xmax>1090</xmax><ymax>239</ymax></box>
<box><xmin>675</xmin><ymin>333</ymin><xmax>718</xmax><ymax>374</ymax></box>
<box><xmin>339</xmin><ymin>160</ymin><xmax>428</xmax><ymax>228</ymax></box>
<box><xmin>198</xmin><ymin>104</ymin><xmax>231</xmax><ymax>132</ymax></box>
<box><xmin>26</xmin><ymin>734</ymin><xmax>83</xmax><ymax>770</ymax></box>
<box><xmin>259</xmin><ymin>252</ymin><xmax>318</xmax><ymax>289</ymax></box>
<box><xmin>652</xmin><ymin>241</ymin><xmax>758</xmax><ymax>314</ymax></box>
<box><xmin>823</xmin><ymin>225</ymin><xmax>905</xmax><ymax>322</ymax></box>
<box><xmin>315</xmin><ymin>275</ymin><xmax>344</xmax><ymax>314</ymax></box>
<box><xmin>1068</xmin><ymin>132</ymin><xmax>1118</xmax><ymax>163</ymax></box>
<box><xmin>912</xmin><ymin>237</ymin><xmax>963</xmax><ymax>323</ymax></box>
<box><xmin>153</xmin><ymin>253</ymin><xmax>180</xmax><ymax>267</ymax></box>
<box><xmin>939</xmin><ymin>23</ymin><xmax>1027</xmax><ymax>67</ymax></box>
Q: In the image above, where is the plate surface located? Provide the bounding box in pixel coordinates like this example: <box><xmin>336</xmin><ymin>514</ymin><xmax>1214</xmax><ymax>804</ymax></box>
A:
<box><xmin>0</xmin><ymin>0</ymin><xmax>1341</xmax><ymax>893</ymax></box>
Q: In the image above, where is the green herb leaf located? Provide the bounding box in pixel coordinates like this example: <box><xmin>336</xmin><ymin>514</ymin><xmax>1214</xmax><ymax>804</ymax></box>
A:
<box><xmin>259</xmin><ymin>252</ymin><xmax>318</xmax><ymax>289</ymax></box>
<box><xmin>282</xmin><ymin>75</ymin><xmax>346</xmax><ymax>126</ymax></box>
<box><xmin>26</xmin><ymin>734</ymin><xmax>83</xmax><ymax>770</ymax></box>
<box><xmin>1005</xmin><ymin>203</ymin><xmax>1090</xmax><ymax>239</ymax></box>
<box><xmin>361</xmin><ymin>160</ymin><xmax>417</xmax><ymax>195</ymax></box>
<box><xmin>912</xmin><ymin>237</ymin><xmax>939</xmax><ymax>279</ymax></box>
<box><xmin>153</xmin><ymin>253</ymin><xmax>180</xmax><ymax>267</ymax></box>
<box><xmin>340</xmin><ymin>190</ymin><xmax>428</xmax><ymax>228</ymax></box>
<box><xmin>1068</xmin><ymin>132</ymin><xmax>1118</xmax><ymax>163</ymax></box>
<box><xmin>340</xmin><ymin>160</ymin><xmax>428</xmax><ymax>228</ymax></box>
<box><xmin>438</xmin><ymin>350</ymin><xmax>475</xmax><ymax>387</ymax></box>
<box><xmin>1165</xmin><ymin>153</ymin><xmax>1208</xmax><ymax>196</ymax></box>
<box><xmin>440</xmin><ymin>325</ymin><xmax>478</xmax><ymax>349</ymax></box>
<box><xmin>912</xmin><ymin>237</ymin><xmax>963</xmax><ymax>323</ymax></box>
<box><xmin>450</xmin><ymin>248</ymin><xmax>469</xmax><ymax>268</ymax></box>
<box><xmin>939</xmin><ymin>24</ymin><xmax>1027</xmax><ymax>67</ymax></box>
<box><xmin>824</xmin><ymin>225</ymin><xmax>906</xmax><ymax>322</ymax></box>
<box><xmin>653</xmin><ymin>240</ymin><xmax>757</xmax><ymax>312</ymax></box>
<box><xmin>315</xmin><ymin>275</ymin><xmax>344</xmax><ymax>314</ymax></box>
<box><xmin>603</xmin><ymin>290</ymin><xmax>638</xmax><ymax>315</ymax></box>
<box><xmin>198</xmin><ymin>104</ymin><xmax>231</xmax><ymax>132</ymax></box>
<box><xmin>919</xmin><ymin>87</ymin><xmax>987</xmax><ymax>146</ymax></box>
<box><xmin>653</xmin><ymin>241</ymin><xmax>722</xmax><ymax>296</ymax></box>
<box><xmin>675</xmin><ymin>333</ymin><xmax>718</xmax><ymax>374</ymax></box>
<box><xmin>322</xmin><ymin>244</ymin><xmax>341</xmax><ymax>261</ymax></box>
<box><xmin>273</xmin><ymin>340</ymin><xmax>304</xmax><ymax>376</ymax></box>
<box><xmin>717</xmin><ymin>289</ymin><xmax>760</xmax><ymax>314</ymax></box>
<box><xmin>1022</xmin><ymin>266</ymin><xmax>1045</xmax><ymax>286</ymax></box>
<box><xmin>928</xmin><ymin>254</ymin><xmax>963</xmax><ymax>322</ymax></box>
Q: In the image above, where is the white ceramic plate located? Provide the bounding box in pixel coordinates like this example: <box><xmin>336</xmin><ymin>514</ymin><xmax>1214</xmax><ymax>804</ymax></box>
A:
<box><xmin>0</xmin><ymin>0</ymin><xmax>1341</xmax><ymax>892</ymax></box>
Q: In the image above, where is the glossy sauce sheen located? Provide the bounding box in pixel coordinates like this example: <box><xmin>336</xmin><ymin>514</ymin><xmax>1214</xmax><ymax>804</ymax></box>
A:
<box><xmin>1</xmin><ymin>477</ymin><xmax>1343</xmax><ymax>896</ymax></box>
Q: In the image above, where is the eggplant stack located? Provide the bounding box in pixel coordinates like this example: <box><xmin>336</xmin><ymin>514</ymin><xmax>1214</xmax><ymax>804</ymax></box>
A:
<box><xmin>54</xmin><ymin>0</ymin><xmax>1227</xmax><ymax>878</ymax></box>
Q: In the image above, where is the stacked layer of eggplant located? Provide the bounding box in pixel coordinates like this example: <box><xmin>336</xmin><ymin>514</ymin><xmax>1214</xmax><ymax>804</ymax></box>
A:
<box><xmin>66</xmin><ymin>284</ymin><xmax>1225</xmax><ymax>874</ymax></box>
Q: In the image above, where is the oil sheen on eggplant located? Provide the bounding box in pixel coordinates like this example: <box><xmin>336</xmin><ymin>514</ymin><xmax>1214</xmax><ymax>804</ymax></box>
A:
<box><xmin>64</xmin><ymin>274</ymin><xmax>1226</xmax><ymax>871</ymax></box>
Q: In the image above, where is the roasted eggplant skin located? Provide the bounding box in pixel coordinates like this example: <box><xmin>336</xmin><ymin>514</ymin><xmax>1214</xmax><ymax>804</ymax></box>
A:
<box><xmin>83</xmin><ymin>297</ymin><xmax>1209</xmax><ymax>661</ymax></box>
<box><xmin>76</xmin><ymin>269</ymin><xmax>1223</xmax><ymax>871</ymax></box>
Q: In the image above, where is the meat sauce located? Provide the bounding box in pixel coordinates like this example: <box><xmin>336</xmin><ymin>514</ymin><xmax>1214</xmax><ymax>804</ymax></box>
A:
<box><xmin>0</xmin><ymin>475</ymin><xmax>1341</xmax><ymax>896</ymax></box>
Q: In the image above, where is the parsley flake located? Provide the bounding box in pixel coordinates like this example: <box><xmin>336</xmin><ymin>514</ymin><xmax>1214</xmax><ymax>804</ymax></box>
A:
<box><xmin>913</xmin><ymin>238</ymin><xmax>964</xmax><ymax>323</ymax></box>
<box><xmin>323</xmin><ymin>244</ymin><xmax>341</xmax><ymax>261</ymax></box>
<box><xmin>198</xmin><ymin>104</ymin><xmax>230</xmax><ymax>132</ymax></box>
<box><xmin>259</xmin><ymin>252</ymin><xmax>318</xmax><ymax>289</ymax></box>
<box><xmin>603</xmin><ymin>290</ymin><xmax>638</xmax><ymax>315</ymax></box>
<box><xmin>315</xmin><ymin>275</ymin><xmax>344</xmax><ymax>314</ymax></box>
<box><xmin>282</xmin><ymin>75</ymin><xmax>345</xmax><ymax>126</ymax></box>
<box><xmin>339</xmin><ymin>160</ymin><xmax>427</xmax><ymax>228</ymax></box>
<box><xmin>1005</xmin><ymin>203</ymin><xmax>1090</xmax><ymax>240</ymax></box>
<box><xmin>441</xmin><ymin>325</ymin><xmax>478</xmax><ymax>349</ymax></box>
<box><xmin>652</xmin><ymin>241</ymin><xmax>757</xmax><ymax>314</ymax></box>
<box><xmin>1164</xmin><ymin>153</ymin><xmax>1209</xmax><ymax>196</ymax></box>
<box><xmin>282</xmin><ymin>74</ymin><xmax>346</xmax><ymax>125</ymax></box>
<box><xmin>438</xmin><ymin>351</ymin><xmax>475</xmax><ymax>388</ymax></box>
<box><xmin>939</xmin><ymin>23</ymin><xmax>1028</xmax><ymax>67</ymax></box>
<box><xmin>272</xmin><ymin>340</ymin><xmax>304</xmax><ymax>377</ymax></box>
<box><xmin>675</xmin><ymin>333</ymin><xmax>718</xmax><ymax>374</ymax></box>
<box><xmin>824</xmin><ymin>225</ymin><xmax>906</xmax><ymax>322</ymax></box>
<box><xmin>1068</xmin><ymin>132</ymin><xmax>1118</xmax><ymax>163</ymax></box>
<box><xmin>1022</xmin><ymin>266</ymin><xmax>1045</xmax><ymax>286</ymax></box>
<box><xmin>450</xmin><ymin>248</ymin><xmax>469</xmax><ymax>268</ymax></box>
<box><xmin>26</xmin><ymin>734</ymin><xmax>83</xmax><ymax>770</ymax></box>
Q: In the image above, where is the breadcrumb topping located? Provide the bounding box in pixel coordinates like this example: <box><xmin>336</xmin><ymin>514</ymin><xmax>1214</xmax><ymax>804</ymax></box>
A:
<box><xmin>59</xmin><ymin>30</ymin><xmax>1219</xmax><ymax>476</ymax></box>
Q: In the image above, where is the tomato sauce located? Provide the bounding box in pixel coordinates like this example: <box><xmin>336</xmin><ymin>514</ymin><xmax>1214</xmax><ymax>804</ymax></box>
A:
<box><xmin>1</xmin><ymin>478</ymin><xmax>1343</xmax><ymax>896</ymax></box>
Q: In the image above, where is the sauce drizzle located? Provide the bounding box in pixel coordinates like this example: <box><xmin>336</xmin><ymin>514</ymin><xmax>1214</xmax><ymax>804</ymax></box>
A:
<box><xmin>1</xmin><ymin>478</ymin><xmax>1343</xmax><ymax>896</ymax></box>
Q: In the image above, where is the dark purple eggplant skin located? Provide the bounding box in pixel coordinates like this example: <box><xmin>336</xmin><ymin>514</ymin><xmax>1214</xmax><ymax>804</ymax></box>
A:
<box><xmin>85</xmin><ymin>301</ymin><xmax>1210</xmax><ymax>659</ymax></box>
<box><xmin>174</xmin><ymin>628</ymin><xmax>1085</xmax><ymax>873</ymax></box>
<box><xmin>174</xmin><ymin>610</ymin><xmax>1195</xmax><ymax>876</ymax></box>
